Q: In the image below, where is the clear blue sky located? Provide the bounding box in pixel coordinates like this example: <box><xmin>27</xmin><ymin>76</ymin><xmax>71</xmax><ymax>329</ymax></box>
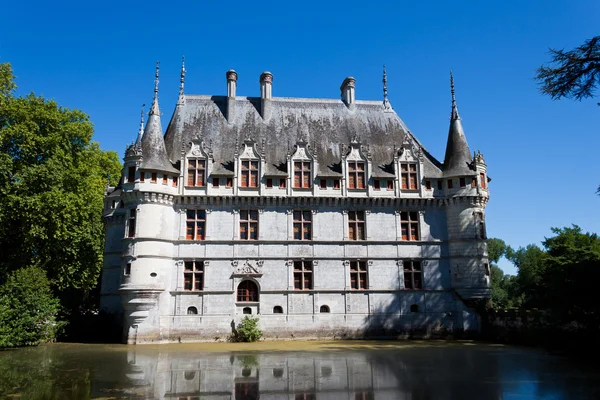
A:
<box><xmin>2</xmin><ymin>1</ymin><xmax>598</xmax><ymax>274</ymax></box>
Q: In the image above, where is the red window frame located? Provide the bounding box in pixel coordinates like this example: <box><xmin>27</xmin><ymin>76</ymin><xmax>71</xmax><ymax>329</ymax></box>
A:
<box><xmin>240</xmin><ymin>209</ymin><xmax>259</xmax><ymax>240</ymax></box>
<box><xmin>400</xmin><ymin>211</ymin><xmax>419</xmax><ymax>241</ymax></box>
<box><xmin>237</xmin><ymin>280</ymin><xmax>259</xmax><ymax>302</ymax></box>
<box><xmin>348</xmin><ymin>210</ymin><xmax>365</xmax><ymax>240</ymax></box>
<box><xmin>294</xmin><ymin>161</ymin><xmax>311</xmax><ymax>188</ymax></box>
<box><xmin>400</xmin><ymin>163</ymin><xmax>417</xmax><ymax>190</ymax></box>
<box><xmin>350</xmin><ymin>261</ymin><xmax>368</xmax><ymax>290</ymax></box>
<box><xmin>293</xmin><ymin>210</ymin><xmax>312</xmax><ymax>240</ymax></box>
<box><xmin>187</xmin><ymin>159</ymin><xmax>206</xmax><ymax>187</ymax></box>
<box><xmin>186</xmin><ymin>210</ymin><xmax>206</xmax><ymax>240</ymax></box>
<box><xmin>184</xmin><ymin>261</ymin><xmax>204</xmax><ymax>291</ymax></box>
<box><xmin>404</xmin><ymin>260</ymin><xmax>422</xmax><ymax>290</ymax></box>
<box><xmin>348</xmin><ymin>161</ymin><xmax>366</xmax><ymax>189</ymax></box>
<box><xmin>293</xmin><ymin>261</ymin><xmax>313</xmax><ymax>290</ymax></box>
<box><xmin>241</xmin><ymin>160</ymin><xmax>259</xmax><ymax>188</ymax></box>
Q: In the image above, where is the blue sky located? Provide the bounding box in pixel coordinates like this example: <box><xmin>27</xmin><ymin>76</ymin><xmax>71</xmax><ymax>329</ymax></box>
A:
<box><xmin>1</xmin><ymin>1</ymin><xmax>598</xmax><ymax>274</ymax></box>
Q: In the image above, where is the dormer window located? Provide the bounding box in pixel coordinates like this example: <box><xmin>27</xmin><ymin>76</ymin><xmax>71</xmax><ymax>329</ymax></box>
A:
<box><xmin>400</xmin><ymin>163</ymin><xmax>417</xmax><ymax>190</ymax></box>
<box><xmin>293</xmin><ymin>161</ymin><xmax>311</xmax><ymax>188</ymax></box>
<box><xmin>348</xmin><ymin>161</ymin><xmax>365</xmax><ymax>189</ymax></box>
<box><xmin>187</xmin><ymin>159</ymin><xmax>206</xmax><ymax>187</ymax></box>
<box><xmin>241</xmin><ymin>160</ymin><xmax>259</xmax><ymax>187</ymax></box>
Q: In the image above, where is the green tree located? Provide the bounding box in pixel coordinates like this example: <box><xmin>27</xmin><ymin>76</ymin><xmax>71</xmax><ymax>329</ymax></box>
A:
<box><xmin>487</xmin><ymin>238</ymin><xmax>520</xmax><ymax>308</ymax></box>
<box><xmin>505</xmin><ymin>244</ymin><xmax>546</xmax><ymax>308</ymax></box>
<box><xmin>0</xmin><ymin>266</ymin><xmax>63</xmax><ymax>348</ymax></box>
<box><xmin>534</xmin><ymin>36</ymin><xmax>600</xmax><ymax>193</ymax></box>
<box><xmin>541</xmin><ymin>226</ymin><xmax>600</xmax><ymax>327</ymax></box>
<box><xmin>0</xmin><ymin>62</ymin><xmax>121</xmax><ymax>338</ymax></box>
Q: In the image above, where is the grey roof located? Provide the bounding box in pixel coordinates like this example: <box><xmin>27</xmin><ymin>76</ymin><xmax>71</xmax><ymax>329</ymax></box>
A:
<box><xmin>442</xmin><ymin>116</ymin><xmax>474</xmax><ymax>177</ymax></box>
<box><xmin>164</xmin><ymin>96</ymin><xmax>444</xmax><ymax>178</ymax></box>
<box><xmin>140</xmin><ymin>97</ymin><xmax>179</xmax><ymax>174</ymax></box>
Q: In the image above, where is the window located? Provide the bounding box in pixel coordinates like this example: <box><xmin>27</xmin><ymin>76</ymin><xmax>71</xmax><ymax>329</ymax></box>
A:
<box><xmin>348</xmin><ymin>211</ymin><xmax>365</xmax><ymax>240</ymax></box>
<box><xmin>279</xmin><ymin>178</ymin><xmax>286</xmax><ymax>188</ymax></box>
<box><xmin>273</xmin><ymin>306</ymin><xmax>283</xmax><ymax>314</ymax></box>
<box><xmin>273</xmin><ymin>368</ymin><xmax>284</xmax><ymax>378</ymax></box>
<box><xmin>350</xmin><ymin>261</ymin><xmax>368</xmax><ymax>290</ymax></box>
<box><xmin>172</xmin><ymin>176</ymin><xmax>177</xmax><ymax>187</ymax></box>
<box><xmin>410</xmin><ymin>304</ymin><xmax>419</xmax><ymax>312</ymax></box>
<box><xmin>471</xmin><ymin>177</ymin><xmax>477</xmax><ymax>188</ymax></box>
<box><xmin>235</xmin><ymin>382</ymin><xmax>258</xmax><ymax>400</ymax></box>
<box><xmin>140</xmin><ymin>171</ymin><xmax>145</xmax><ymax>182</ymax></box>
<box><xmin>186</xmin><ymin>210</ymin><xmax>206</xmax><ymax>240</ymax></box>
<box><xmin>404</xmin><ymin>260</ymin><xmax>422</xmax><ymax>290</ymax></box>
<box><xmin>475</xmin><ymin>212</ymin><xmax>486</xmax><ymax>239</ymax></box>
<box><xmin>226</xmin><ymin>177</ymin><xmax>233</xmax><ymax>187</ymax></box>
<box><xmin>387</xmin><ymin>180</ymin><xmax>394</xmax><ymax>190</ymax></box>
<box><xmin>240</xmin><ymin>210</ymin><xmax>259</xmax><ymax>240</ymax></box>
<box><xmin>241</xmin><ymin>160</ymin><xmax>259</xmax><ymax>188</ymax></box>
<box><xmin>184</xmin><ymin>371</ymin><xmax>196</xmax><ymax>380</ymax></box>
<box><xmin>187</xmin><ymin>159</ymin><xmax>206</xmax><ymax>187</ymax></box>
<box><xmin>127</xmin><ymin>166</ymin><xmax>135</xmax><ymax>183</ymax></box>
<box><xmin>294</xmin><ymin>161</ymin><xmax>311</xmax><ymax>188</ymax></box>
<box><xmin>333</xmin><ymin>179</ymin><xmax>340</xmax><ymax>189</ymax></box>
<box><xmin>184</xmin><ymin>261</ymin><xmax>204</xmax><ymax>291</ymax></box>
<box><xmin>266</xmin><ymin>178</ymin><xmax>272</xmax><ymax>188</ymax></box>
<box><xmin>295</xmin><ymin>394</ymin><xmax>316</xmax><ymax>400</ymax></box>
<box><xmin>294</xmin><ymin>261</ymin><xmax>313</xmax><ymax>290</ymax></box>
<box><xmin>348</xmin><ymin>161</ymin><xmax>366</xmax><ymax>189</ymax></box>
<box><xmin>187</xmin><ymin>306</ymin><xmax>198</xmax><ymax>315</ymax></box>
<box><xmin>320</xmin><ymin>305</ymin><xmax>330</xmax><ymax>313</ymax></box>
<box><xmin>460</xmin><ymin>177</ymin><xmax>466</xmax><ymax>187</ymax></box>
<box><xmin>237</xmin><ymin>280</ymin><xmax>259</xmax><ymax>302</ymax></box>
<box><xmin>128</xmin><ymin>209</ymin><xmax>136</xmax><ymax>238</ymax></box>
<box><xmin>151</xmin><ymin>172</ymin><xmax>157</xmax><ymax>183</ymax></box>
<box><xmin>425</xmin><ymin>180</ymin><xmax>431</xmax><ymax>190</ymax></box>
<box><xmin>374</xmin><ymin>179</ymin><xmax>381</xmax><ymax>190</ymax></box>
<box><xmin>124</xmin><ymin>263</ymin><xmax>131</xmax><ymax>276</ymax></box>
<box><xmin>447</xmin><ymin>179</ymin><xmax>453</xmax><ymax>189</ymax></box>
<box><xmin>480</xmin><ymin>172</ymin><xmax>487</xmax><ymax>189</ymax></box>
<box><xmin>400</xmin><ymin>163</ymin><xmax>418</xmax><ymax>190</ymax></box>
<box><xmin>243</xmin><ymin>307</ymin><xmax>252</xmax><ymax>315</ymax></box>
<box><xmin>213</xmin><ymin>177</ymin><xmax>220</xmax><ymax>187</ymax></box>
<box><xmin>400</xmin><ymin>211</ymin><xmax>419</xmax><ymax>241</ymax></box>
<box><xmin>437</xmin><ymin>180</ymin><xmax>443</xmax><ymax>190</ymax></box>
<box><xmin>355</xmin><ymin>393</ymin><xmax>374</xmax><ymax>400</ymax></box>
<box><xmin>320</xmin><ymin>179</ymin><xmax>327</xmax><ymax>189</ymax></box>
<box><xmin>163</xmin><ymin>174</ymin><xmax>168</xmax><ymax>185</ymax></box>
<box><xmin>293</xmin><ymin>210</ymin><xmax>312</xmax><ymax>240</ymax></box>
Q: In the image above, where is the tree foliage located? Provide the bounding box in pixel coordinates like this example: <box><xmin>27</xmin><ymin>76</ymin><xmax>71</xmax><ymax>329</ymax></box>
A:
<box><xmin>0</xmin><ymin>266</ymin><xmax>63</xmax><ymax>348</ymax></box>
<box><xmin>0</xmin><ymin>62</ymin><xmax>122</xmax><ymax>344</ymax></box>
<box><xmin>535</xmin><ymin>36</ymin><xmax>600</xmax><ymax>101</ymax></box>
<box><xmin>232</xmin><ymin>316</ymin><xmax>263</xmax><ymax>342</ymax></box>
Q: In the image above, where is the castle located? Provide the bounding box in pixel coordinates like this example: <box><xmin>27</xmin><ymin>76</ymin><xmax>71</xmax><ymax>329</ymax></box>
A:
<box><xmin>100</xmin><ymin>60</ymin><xmax>490</xmax><ymax>344</ymax></box>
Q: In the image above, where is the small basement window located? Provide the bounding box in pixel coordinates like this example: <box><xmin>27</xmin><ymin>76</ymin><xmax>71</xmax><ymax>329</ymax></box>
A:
<box><xmin>273</xmin><ymin>306</ymin><xmax>283</xmax><ymax>314</ymax></box>
<box><xmin>320</xmin><ymin>305</ymin><xmax>330</xmax><ymax>313</ymax></box>
<box><xmin>243</xmin><ymin>307</ymin><xmax>252</xmax><ymax>315</ymax></box>
<box><xmin>187</xmin><ymin>306</ymin><xmax>198</xmax><ymax>315</ymax></box>
<box><xmin>410</xmin><ymin>304</ymin><xmax>419</xmax><ymax>313</ymax></box>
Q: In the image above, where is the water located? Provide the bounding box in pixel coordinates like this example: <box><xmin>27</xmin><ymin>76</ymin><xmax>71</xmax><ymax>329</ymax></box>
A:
<box><xmin>0</xmin><ymin>341</ymin><xmax>599</xmax><ymax>399</ymax></box>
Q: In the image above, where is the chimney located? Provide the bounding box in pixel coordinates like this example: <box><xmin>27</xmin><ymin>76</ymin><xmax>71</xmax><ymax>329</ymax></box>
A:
<box><xmin>226</xmin><ymin>69</ymin><xmax>237</xmax><ymax>121</ymax></box>
<box><xmin>340</xmin><ymin>77</ymin><xmax>356</xmax><ymax>109</ymax></box>
<box><xmin>260</xmin><ymin>71</ymin><xmax>273</xmax><ymax>119</ymax></box>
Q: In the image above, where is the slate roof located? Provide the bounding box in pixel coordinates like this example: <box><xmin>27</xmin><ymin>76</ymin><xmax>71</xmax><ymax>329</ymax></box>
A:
<box><xmin>164</xmin><ymin>96</ymin><xmax>444</xmax><ymax>178</ymax></box>
<box><xmin>442</xmin><ymin>115</ymin><xmax>475</xmax><ymax>177</ymax></box>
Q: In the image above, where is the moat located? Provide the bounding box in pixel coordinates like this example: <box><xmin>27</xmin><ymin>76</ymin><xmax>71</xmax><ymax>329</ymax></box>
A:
<box><xmin>1</xmin><ymin>341</ymin><xmax>599</xmax><ymax>399</ymax></box>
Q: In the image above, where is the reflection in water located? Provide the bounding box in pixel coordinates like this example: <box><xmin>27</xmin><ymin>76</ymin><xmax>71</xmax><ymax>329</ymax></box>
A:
<box><xmin>0</xmin><ymin>342</ymin><xmax>600</xmax><ymax>399</ymax></box>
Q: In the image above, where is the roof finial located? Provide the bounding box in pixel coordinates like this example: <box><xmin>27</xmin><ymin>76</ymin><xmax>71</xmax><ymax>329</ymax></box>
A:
<box><xmin>135</xmin><ymin>104</ymin><xmax>146</xmax><ymax>145</ymax></box>
<box><xmin>179</xmin><ymin>56</ymin><xmax>186</xmax><ymax>97</ymax></box>
<box><xmin>382</xmin><ymin>65</ymin><xmax>392</xmax><ymax>111</ymax></box>
<box><xmin>450</xmin><ymin>70</ymin><xmax>460</xmax><ymax>120</ymax></box>
<box><xmin>150</xmin><ymin>62</ymin><xmax>160</xmax><ymax>115</ymax></box>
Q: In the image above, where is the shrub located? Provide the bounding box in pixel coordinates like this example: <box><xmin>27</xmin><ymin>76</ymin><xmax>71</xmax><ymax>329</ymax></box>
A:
<box><xmin>232</xmin><ymin>316</ymin><xmax>262</xmax><ymax>342</ymax></box>
<box><xmin>0</xmin><ymin>266</ymin><xmax>63</xmax><ymax>348</ymax></box>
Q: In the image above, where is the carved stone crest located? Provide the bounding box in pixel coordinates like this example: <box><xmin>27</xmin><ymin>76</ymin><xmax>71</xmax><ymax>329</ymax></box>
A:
<box><xmin>232</xmin><ymin>259</ymin><xmax>263</xmax><ymax>277</ymax></box>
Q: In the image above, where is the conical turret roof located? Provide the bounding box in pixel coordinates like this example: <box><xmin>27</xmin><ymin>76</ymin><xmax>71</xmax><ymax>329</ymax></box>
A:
<box><xmin>443</xmin><ymin>72</ymin><xmax>474</xmax><ymax>176</ymax></box>
<box><xmin>139</xmin><ymin>63</ymin><xmax>179</xmax><ymax>174</ymax></box>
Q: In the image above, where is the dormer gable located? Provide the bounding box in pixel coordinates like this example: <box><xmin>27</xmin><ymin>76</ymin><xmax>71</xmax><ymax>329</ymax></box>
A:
<box><xmin>236</xmin><ymin>137</ymin><xmax>262</xmax><ymax>189</ymax></box>
<box><xmin>185</xmin><ymin>134</ymin><xmax>212</xmax><ymax>188</ymax></box>
<box><xmin>289</xmin><ymin>137</ymin><xmax>317</xmax><ymax>190</ymax></box>
<box><xmin>344</xmin><ymin>136</ymin><xmax>370</xmax><ymax>191</ymax></box>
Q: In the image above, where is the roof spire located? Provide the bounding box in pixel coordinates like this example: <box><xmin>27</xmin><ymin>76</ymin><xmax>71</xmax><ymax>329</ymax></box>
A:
<box><xmin>135</xmin><ymin>104</ymin><xmax>146</xmax><ymax>145</ymax></box>
<box><xmin>382</xmin><ymin>65</ymin><xmax>392</xmax><ymax>111</ymax></box>
<box><xmin>150</xmin><ymin>62</ymin><xmax>160</xmax><ymax>115</ymax></box>
<box><xmin>450</xmin><ymin>70</ymin><xmax>460</xmax><ymax>120</ymax></box>
<box><xmin>179</xmin><ymin>56</ymin><xmax>186</xmax><ymax>98</ymax></box>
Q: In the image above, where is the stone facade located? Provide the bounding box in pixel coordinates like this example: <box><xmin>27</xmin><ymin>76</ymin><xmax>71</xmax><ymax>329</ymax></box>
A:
<box><xmin>100</xmin><ymin>64</ymin><xmax>490</xmax><ymax>343</ymax></box>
